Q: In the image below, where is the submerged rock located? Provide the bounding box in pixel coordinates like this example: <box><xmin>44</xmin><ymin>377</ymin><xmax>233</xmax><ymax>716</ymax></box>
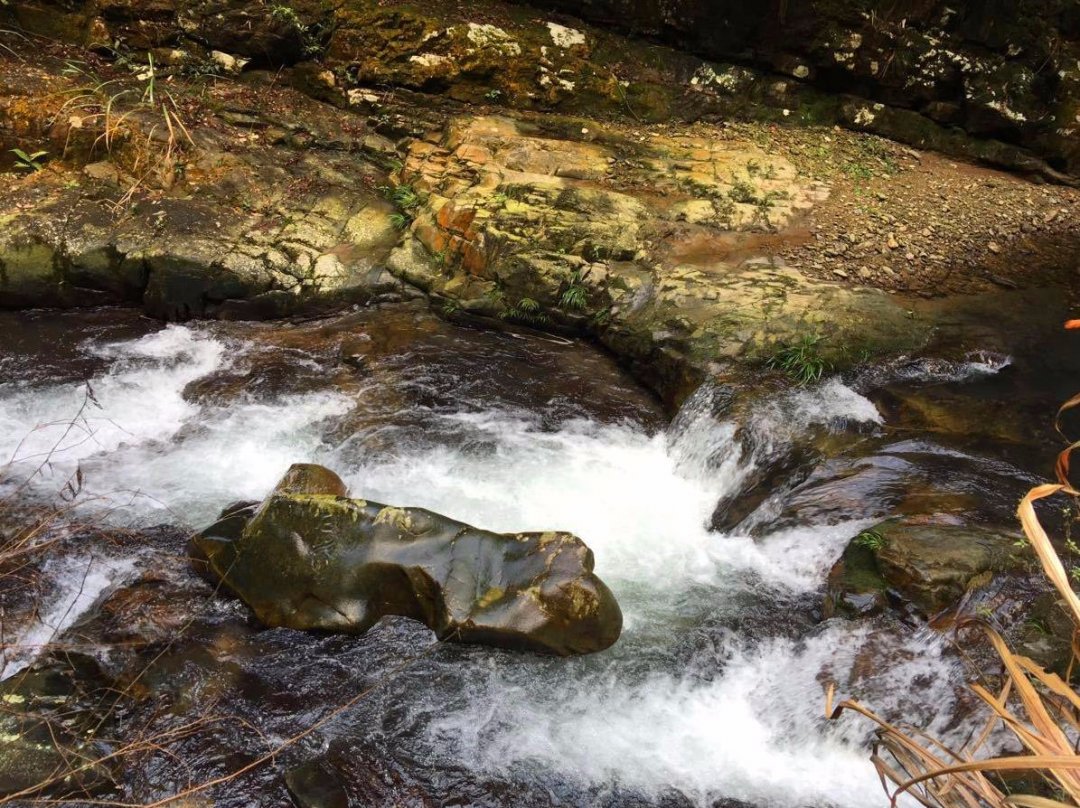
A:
<box><xmin>824</xmin><ymin>540</ymin><xmax>888</xmax><ymax>619</ymax></box>
<box><xmin>285</xmin><ymin>758</ymin><xmax>350</xmax><ymax>808</ymax></box>
<box><xmin>192</xmin><ymin>464</ymin><xmax>622</xmax><ymax>655</ymax></box>
<box><xmin>0</xmin><ymin>656</ymin><xmax>116</xmax><ymax>798</ymax></box>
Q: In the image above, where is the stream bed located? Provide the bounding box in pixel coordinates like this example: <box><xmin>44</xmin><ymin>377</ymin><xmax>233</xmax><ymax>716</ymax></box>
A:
<box><xmin>0</xmin><ymin>295</ymin><xmax>1074</xmax><ymax>808</ymax></box>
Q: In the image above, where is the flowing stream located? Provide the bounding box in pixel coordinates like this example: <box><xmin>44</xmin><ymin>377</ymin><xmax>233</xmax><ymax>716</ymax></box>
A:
<box><xmin>0</xmin><ymin>300</ymin><xmax>1069</xmax><ymax>807</ymax></box>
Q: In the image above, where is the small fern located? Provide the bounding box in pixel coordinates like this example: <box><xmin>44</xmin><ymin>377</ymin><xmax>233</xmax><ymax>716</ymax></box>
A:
<box><xmin>504</xmin><ymin>297</ymin><xmax>548</xmax><ymax>326</ymax></box>
<box><xmin>560</xmin><ymin>272</ymin><xmax>588</xmax><ymax>311</ymax></box>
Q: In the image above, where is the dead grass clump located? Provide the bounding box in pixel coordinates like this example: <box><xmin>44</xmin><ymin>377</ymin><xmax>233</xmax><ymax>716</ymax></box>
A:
<box><xmin>53</xmin><ymin>56</ymin><xmax>196</xmax><ymax>200</ymax></box>
<box><xmin>828</xmin><ymin>329</ymin><xmax>1080</xmax><ymax>808</ymax></box>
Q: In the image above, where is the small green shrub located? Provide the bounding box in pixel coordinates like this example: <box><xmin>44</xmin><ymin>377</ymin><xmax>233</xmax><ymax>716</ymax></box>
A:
<box><xmin>381</xmin><ymin>183</ymin><xmax>424</xmax><ymax>228</ymax></box>
<box><xmin>271</xmin><ymin>4</ymin><xmax>324</xmax><ymax>56</ymax></box>
<box><xmin>561</xmin><ymin>285</ymin><xmax>587</xmax><ymax>310</ymax></box>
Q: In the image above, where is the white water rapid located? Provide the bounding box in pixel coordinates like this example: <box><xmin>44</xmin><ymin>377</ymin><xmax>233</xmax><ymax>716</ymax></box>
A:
<box><xmin>0</xmin><ymin>319</ymin><xmax>992</xmax><ymax>808</ymax></box>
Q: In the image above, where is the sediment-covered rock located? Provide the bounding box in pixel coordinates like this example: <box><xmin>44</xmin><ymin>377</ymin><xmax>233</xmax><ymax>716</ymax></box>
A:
<box><xmin>191</xmin><ymin>464</ymin><xmax>623</xmax><ymax>655</ymax></box>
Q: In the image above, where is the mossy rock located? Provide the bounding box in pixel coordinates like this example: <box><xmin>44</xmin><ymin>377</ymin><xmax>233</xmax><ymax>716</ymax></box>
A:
<box><xmin>871</xmin><ymin>518</ymin><xmax>1022</xmax><ymax>616</ymax></box>
<box><xmin>1015</xmin><ymin>591</ymin><xmax>1078</xmax><ymax>678</ymax></box>
<box><xmin>192</xmin><ymin>464</ymin><xmax>623</xmax><ymax>655</ymax></box>
<box><xmin>824</xmin><ymin>537</ymin><xmax>888</xmax><ymax>619</ymax></box>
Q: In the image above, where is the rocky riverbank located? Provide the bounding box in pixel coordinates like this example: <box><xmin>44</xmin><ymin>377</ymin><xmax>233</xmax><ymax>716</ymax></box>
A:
<box><xmin>2</xmin><ymin>1</ymin><xmax>1079</xmax><ymax>407</ymax></box>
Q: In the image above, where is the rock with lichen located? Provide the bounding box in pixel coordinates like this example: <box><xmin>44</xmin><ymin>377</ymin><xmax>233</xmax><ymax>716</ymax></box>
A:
<box><xmin>385</xmin><ymin>113</ymin><xmax>927</xmax><ymax>405</ymax></box>
<box><xmin>191</xmin><ymin>464</ymin><xmax>623</xmax><ymax>656</ymax></box>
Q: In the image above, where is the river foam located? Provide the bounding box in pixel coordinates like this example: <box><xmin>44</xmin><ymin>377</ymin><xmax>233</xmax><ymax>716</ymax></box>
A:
<box><xmin>0</xmin><ymin>319</ymin><xmax>971</xmax><ymax>808</ymax></box>
<box><xmin>1</xmin><ymin>325</ymin><xmax>352</xmax><ymax>523</ymax></box>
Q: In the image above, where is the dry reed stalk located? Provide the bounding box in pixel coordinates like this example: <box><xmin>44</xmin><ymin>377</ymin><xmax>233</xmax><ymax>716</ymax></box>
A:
<box><xmin>829</xmin><ymin>324</ymin><xmax>1080</xmax><ymax>808</ymax></box>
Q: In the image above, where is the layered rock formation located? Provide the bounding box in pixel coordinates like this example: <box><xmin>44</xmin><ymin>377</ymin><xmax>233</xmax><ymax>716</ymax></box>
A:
<box><xmin>6</xmin><ymin>0</ymin><xmax>1076</xmax><ymax>178</ymax></box>
<box><xmin>386</xmin><ymin>114</ymin><xmax>929</xmax><ymax>403</ymax></box>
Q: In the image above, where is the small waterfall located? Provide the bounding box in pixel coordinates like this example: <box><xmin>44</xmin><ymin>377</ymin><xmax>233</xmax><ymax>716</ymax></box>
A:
<box><xmin>667</xmin><ymin>378</ymin><xmax>885</xmax><ymax>534</ymax></box>
<box><xmin>0</xmin><ymin>316</ymin><xmax>987</xmax><ymax>808</ymax></box>
<box><xmin>0</xmin><ymin>553</ymin><xmax>137</xmax><ymax>679</ymax></box>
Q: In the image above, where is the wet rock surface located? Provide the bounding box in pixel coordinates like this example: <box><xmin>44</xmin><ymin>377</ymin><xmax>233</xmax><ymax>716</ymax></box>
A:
<box><xmin>193</xmin><ymin>464</ymin><xmax>623</xmax><ymax>655</ymax></box>
<box><xmin>1</xmin><ymin>3</ymin><xmax>1080</xmax><ymax>803</ymax></box>
<box><xmin>827</xmin><ymin>517</ymin><xmax>1024</xmax><ymax>618</ymax></box>
<box><xmin>0</xmin><ymin>656</ymin><xmax>117</xmax><ymax>799</ymax></box>
<box><xmin>874</xmin><ymin>518</ymin><xmax>1023</xmax><ymax>615</ymax></box>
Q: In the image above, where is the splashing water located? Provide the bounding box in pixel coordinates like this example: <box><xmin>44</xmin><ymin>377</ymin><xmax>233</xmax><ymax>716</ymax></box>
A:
<box><xmin>0</xmin><ymin>314</ymin><xmax>981</xmax><ymax>808</ymax></box>
<box><xmin>0</xmin><ymin>325</ymin><xmax>352</xmax><ymax>522</ymax></box>
<box><xmin>0</xmin><ymin>553</ymin><xmax>137</xmax><ymax>679</ymax></box>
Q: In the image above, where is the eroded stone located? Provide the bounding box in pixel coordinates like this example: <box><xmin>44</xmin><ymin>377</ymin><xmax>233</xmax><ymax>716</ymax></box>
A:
<box><xmin>192</xmin><ymin>464</ymin><xmax>623</xmax><ymax>656</ymax></box>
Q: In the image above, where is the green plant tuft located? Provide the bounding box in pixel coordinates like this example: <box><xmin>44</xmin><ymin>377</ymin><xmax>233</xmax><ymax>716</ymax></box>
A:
<box><xmin>854</xmin><ymin>529</ymin><xmax>886</xmax><ymax>552</ymax></box>
<box><xmin>10</xmin><ymin>148</ymin><xmax>48</xmax><ymax>172</ymax></box>
<box><xmin>766</xmin><ymin>335</ymin><xmax>832</xmax><ymax>385</ymax></box>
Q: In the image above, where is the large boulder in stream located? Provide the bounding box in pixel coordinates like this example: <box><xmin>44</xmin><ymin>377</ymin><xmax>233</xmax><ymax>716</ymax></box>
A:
<box><xmin>191</xmin><ymin>464</ymin><xmax>622</xmax><ymax>655</ymax></box>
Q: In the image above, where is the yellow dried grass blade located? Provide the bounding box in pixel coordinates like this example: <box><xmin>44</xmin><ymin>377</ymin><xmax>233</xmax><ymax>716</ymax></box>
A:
<box><xmin>894</xmin><ymin>755</ymin><xmax>1080</xmax><ymax>805</ymax></box>
<box><xmin>1004</xmin><ymin>796</ymin><xmax>1078</xmax><ymax>808</ymax></box>
<box><xmin>981</xmin><ymin>629</ymin><xmax>1075</xmax><ymax>756</ymax></box>
<box><xmin>1014</xmin><ymin>656</ymin><xmax>1080</xmax><ymax>716</ymax></box>
<box><xmin>1017</xmin><ymin>484</ymin><xmax>1080</xmax><ymax>625</ymax></box>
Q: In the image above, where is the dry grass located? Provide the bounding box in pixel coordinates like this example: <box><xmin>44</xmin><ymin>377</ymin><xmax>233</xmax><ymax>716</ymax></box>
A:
<box><xmin>828</xmin><ymin>338</ymin><xmax>1080</xmax><ymax>808</ymax></box>
<box><xmin>46</xmin><ymin>56</ymin><xmax>196</xmax><ymax>203</ymax></box>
